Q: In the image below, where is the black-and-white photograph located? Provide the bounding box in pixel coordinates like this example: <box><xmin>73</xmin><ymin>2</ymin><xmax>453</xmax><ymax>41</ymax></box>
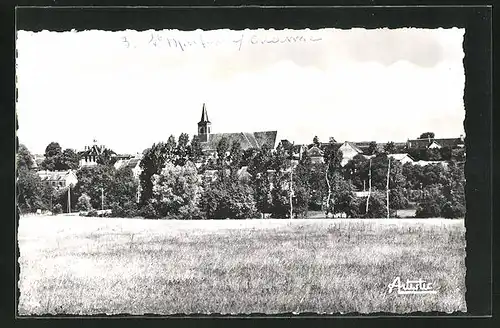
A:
<box><xmin>16</xmin><ymin>22</ymin><xmax>468</xmax><ymax>315</ymax></box>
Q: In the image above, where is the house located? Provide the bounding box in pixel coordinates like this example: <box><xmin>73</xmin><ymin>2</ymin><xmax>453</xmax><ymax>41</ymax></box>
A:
<box><xmin>79</xmin><ymin>141</ymin><xmax>109</xmax><ymax>167</ymax></box>
<box><xmin>414</xmin><ymin>160</ymin><xmax>448</xmax><ymax>168</ymax></box>
<box><xmin>352</xmin><ymin>141</ymin><xmax>384</xmax><ymax>154</ymax></box>
<box><xmin>307</xmin><ymin>146</ymin><xmax>324</xmax><ymax>164</ymax></box>
<box><xmin>114</xmin><ymin>156</ymin><xmax>143</xmax><ymax>180</ymax></box>
<box><xmin>197</xmin><ymin>103</ymin><xmax>278</xmax><ymax>156</ymax></box>
<box><xmin>388</xmin><ymin>153</ymin><xmax>415</xmax><ymax>165</ymax></box>
<box><xmin>37</xmin><ymin>170</ymin><xmax>78</xmax><ymax>189</ymax></box>
<box><xmin>406</xmin><ymin>135</ymin><xmax>465</xmax><ymax>150</ymax></box>
<box><xmin>338</xmin><ymin>142</ymin><xmax>364</xmax><ymax>166</ymax></box>
<box><xmin>31</xmin><ymin>154</ymin><xmax>45</xmax><ymax>169</ymax></box>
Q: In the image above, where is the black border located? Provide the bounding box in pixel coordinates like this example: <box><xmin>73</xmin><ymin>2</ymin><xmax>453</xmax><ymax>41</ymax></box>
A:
<box><xmin>1</xmin><ymin>2</ymin><xmax>494</xmax><ymax>327</ymax></box>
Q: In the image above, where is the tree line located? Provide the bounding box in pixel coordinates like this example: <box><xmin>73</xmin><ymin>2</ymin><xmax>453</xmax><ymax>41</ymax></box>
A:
<box><xmin>16</xmin><ymin>134</ymin><xmax>465</xmax><ymax>219</ymax></box>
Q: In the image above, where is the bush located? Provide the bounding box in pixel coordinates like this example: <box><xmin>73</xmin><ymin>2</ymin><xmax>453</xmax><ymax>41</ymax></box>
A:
<box><xmin>202</xmin><ymin>179</ymin><xmax>258</xmax><ymax>219</ymax></box>
<box><xmin>357</xmin><ymin>192</ymin><xmax>397</xmax><ymax>218</ymax></box>
<box><xmin>415</xmin><ymin>186</ymin><xmax>446</xmax><ymax>218</ymax></box>
<box><xmin>139</xmin><ymin>200</ymin><xmax>158</xmax><ymax>219</ymax></box>
<box><xmin>76</xmin><ymin>193</ymin><xmax>92</xmax><ymax>211</ymax></box>
<box><xmin>441</xmin><ymin>201</ymin><xmax>465</xmax><ymax>219</ymax></box>
<box><xmin>53</xmin><ymin>203</ymin><xmax>63</xmax><ymax>214</ymax></box>
<box><xmin>109</xmin><ymin>200</ymin><xmax>138</xmax><ymax>218</ymax></box>
<box><xmin>415</xmin><ymin>201</ymin><xmax>441</xmax><ymax>218</ymax></box>
<box><xmin>87</xmin><ymin>209</ymin><xmax>98</xmax><ymax>217</ymax></box>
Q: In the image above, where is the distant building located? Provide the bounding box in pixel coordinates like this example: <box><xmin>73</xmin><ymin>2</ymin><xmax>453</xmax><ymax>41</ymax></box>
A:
<box><xmin>79</xmin><ymin>141</ymin><xmax>105</xmax><ymax>167</ymax></box>
<box><xmin>414</xmin><ymin>160</ymin><xmax>449</xmax><ymax>168</ymax></box>
<box><xmin>406</xmin><ymin>135</ymin><xmax>465</xmax><ymax>150</ymax></box>
<box><xmin>338</xmin><ymin>142</ymin><xmax>364</xmax><ymax>166</ymax></box>
<box><xmin>79</xmin><ymin>140</ymin><xmax>117</xmax><ymax>167</ymax></box>
<box><xmin>37</xmin><ymin>170</ymin><xmax>78</xmax><ymax>189</ymax></box>
<box><xmin>32</xmin><ymin>154</ymin><xmax>45</xmax><ymax>169</ymax></box>
<box><xmin>197</xmin><ymin>103</ymin><xmax>278</xmax><ymax>156</ymax></box>
<box><xmin>114</xmin><ymin>155</ymin><xmax>143</xmax><ymax>180</ymax></box>
<box><xmin>388</xmin><ymin>153</ymin><xmax>415</xmax><ymax>165</ymax></box>
<box><xmin>307</xmin><ymin>146</ymin><xmax>325</xmax><ymax>164</ymax></box>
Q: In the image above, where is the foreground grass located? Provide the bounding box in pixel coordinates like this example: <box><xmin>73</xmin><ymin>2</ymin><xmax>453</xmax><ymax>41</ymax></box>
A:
<box><xmin>18</xmin><ymin>216</ymin><xmax>466</xmax><ymax>315</ymax></box>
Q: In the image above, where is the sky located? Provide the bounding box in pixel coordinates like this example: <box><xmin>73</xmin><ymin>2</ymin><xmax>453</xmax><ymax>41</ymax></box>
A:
<box><xmin>16</xmin><ymin>28</ymin><xmax>465</xmax><ymax>155</ymax></box>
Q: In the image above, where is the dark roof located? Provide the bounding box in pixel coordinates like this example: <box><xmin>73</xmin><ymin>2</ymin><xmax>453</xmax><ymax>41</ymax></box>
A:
<box><xmin>407</xmin><ymin>137</ymin><xmax>464</xmax><ymax>149</ymax></box>
<box><xmin>201</xmin><ymin>131</ymin><xmax>277</xmax><ymax>151</ymax></box>
<box><xmin>307</xmin><ymin>146</ymin><xmax>324</xmax><ymax>157</ymax></box>
<box><xmin>352</xmin><ymin>141</ymin><xmax>384</xmax><ymax>153</ymax></box>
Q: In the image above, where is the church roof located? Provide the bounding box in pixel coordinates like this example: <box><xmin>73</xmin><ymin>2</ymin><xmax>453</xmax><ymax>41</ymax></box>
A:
<box><xmin>199</xmin><ymin>103</ymin><xmax>210</xmax><ymax>124</ymax></box>
<box><xmin>201</xmin><ymin>131</ymin><xmax>277</xmax><ymax>151</ymax></box>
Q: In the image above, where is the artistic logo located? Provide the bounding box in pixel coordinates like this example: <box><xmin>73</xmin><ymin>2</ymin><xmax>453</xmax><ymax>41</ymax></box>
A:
<box><xmin>388</xmin><ymin>277</ymin><xmax>438</xmax><ymax>295</ymax></box>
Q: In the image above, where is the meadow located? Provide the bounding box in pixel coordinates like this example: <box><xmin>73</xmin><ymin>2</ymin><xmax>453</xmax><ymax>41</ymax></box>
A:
<box><xmin>18</xmin><ymin>215</ymin><xmax>466</xmax><ymax>315</ymax></box>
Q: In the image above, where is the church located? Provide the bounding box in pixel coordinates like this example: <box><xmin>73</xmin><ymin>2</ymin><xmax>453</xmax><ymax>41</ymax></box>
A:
<box><xmin>197</xmin><ymin>103</ymin><xmax>278</xmax><ymax>155</ymax></box>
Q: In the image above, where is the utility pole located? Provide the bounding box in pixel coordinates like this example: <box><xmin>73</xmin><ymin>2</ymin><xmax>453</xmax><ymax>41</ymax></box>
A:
<box><xmin>101</xmin><ymin>187</ymin><xmax>104</xmax><ymax>211</ymax></box>
<box><xmin>67</xmin><ymin>185</ymin><xmax>71</xmax><ymax>214</ymax></box>
<box><xmin>366</xmin><ymin>158</ymin><xmax>372</xmax><ymax>214</ymax></box>
<box><xmin>289</xmin><ymin>143</ymin><xmax>294</xmax><ymax>219</ymax></box>
<box><xmin>386</xmin><ymin>157</ymin><xmax>391</xmax><ymax>219</ymax></box>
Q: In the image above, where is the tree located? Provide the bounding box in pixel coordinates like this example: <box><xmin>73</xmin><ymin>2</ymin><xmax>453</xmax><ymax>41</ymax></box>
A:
<box><xmin>308</xmin><ymin>162</ymin><xmax>327</xmax><ymax>210</ymax></box>
<box><xmin>248</xmin><ymin>144</ymin><xmax>273</xmax><ymax>214</ymax></box>
<box><xmin>17</xmin><ymin>144</ymin><xmax>35</xmax><ymax>170</ymax></box>
<box><xmin>228</xmin><ymin>141</ymin><xmax>243</xmax><ymax>176</ymax></box>
<box><xmin>96</xmin><ymin>147</ymin><xmax>117</xmax><ymax>166</ymax></box>
<box><xmin>165</xmin><ymin>135</ymin><xmax>177</xmax><ymax>162</ymax></box>
<box><xmin>174</xmin><ymin>133</ymin><xmax>190</xmax><ymax>166</ymax></box>
<box><xmin>343</xmin><ymin>154</ymin><xmax>369</xmax><ymax>191</ymax></box>
<box><xmin>41</xmin><ymin>142</ymin><xmax>63</xmax><ymax>171</ymax></box>
<box><xmin>440</xmin><ymin>160</ymin><xmax>465</xmax><ymax>219</ymax></box>
<box><xmin>426</xmin><ymin>148</ymin><xmax>442</xmax><ymax>161</ymax></box>
<box><xmin>323</xmin><ymin>140</ymin><xmax>343</xmax><ymax>216</ymax></box>
<box><xmin>17</xmin><ymin>168</ymin><xmax>45</xmax><ymax>213</ymax></box>
<box><xmin>384</xmin><ymin>141</ymin><xmax>396</xmax><ymax>154</ymax></box>
<box><xmin>216</xmin><ymin>137</ymin><xmax>230</xmax><ymax>169</ymax></box>
<box><xmin>44</xmin><ymin>142</ymin><xmax>62</xmax><ymax>158</ymax></box>
<box><xmin>74</xmin><ymin>165</ymin><xmax>115</xmax><ymax>210</ymax></box>
<box><xmin>189</xmin><ymin>135</ymin><xmax>204</xmax><ymax>163</ymax></box>
<box><xmin>241</xmin><ymin>147</ymin><xmax>258</xmax><ymax>166</ymax></box>
<box><xmin>201</xmin><ymin>177</ymin><xmax>257</xmax><ymax>219</ymax></box>
<box><xmin>108</xmin><ymin>167</ymin><xmax>139</xmax><ymax>217</ymax></box>
<box><xmin>366</xmin><ymin>141</ymin><xmax>379</xmax><ymax>156</ymax></box>
<box><xmin>151</xmin><ymin>162</ymin><xmax>203</xmax><ymax>219</ymax></box>
<box><xmin>139</xmin><ymin>142</ymin><xmax>169</xmax><ymax>205</ymax></box>
<box><xmin>313</xmin><ymin>136</ymin><xmax>320</xmax><ymax>147</ymax></box>
<box><xmin>419</xmin><ymin>132</ymin><xmax>435</xmax><ymax>139</ymax></box>
<box><xmin>76</xmin><ymin>193</ymin><xmax>92</xmax><ymax>211</ymax></box>
<box><xmin>415</xmin><ymin>186</ymin><xmax>445</xmax><ymax>218</ymax></box>
<box><xmin>402</xmin><ymin>162</ymin><xmax>424</xmax><ymax>190</ymax></box>
<box><xmin>293</xmin><ymin>151</ymin><xmax>313</xmax><ymax>217</ymax></box>
<box><xmin>329</xmin><ymin>171</ymin><xmax>356</xmax><ymax>217</ymax></box>
<box><xmin>451</xmin><ymin>148</ymin><xmax>466</xmax><ymax>162</ymax></box>
<box><xmin>60</xmin><ymin>148</ymin><xmax>80</xmax><ymax>170</ymax></box>
<box><xmin>360</xmin><ymin>191</ymin><xmax>395</xmax><ymax>218</ymax></box>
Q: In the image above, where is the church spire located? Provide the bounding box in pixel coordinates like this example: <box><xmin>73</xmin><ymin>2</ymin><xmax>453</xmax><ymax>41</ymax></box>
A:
<box><xmin>197</xmin><ymin>103</ymin><xmax>212</xmax><ymax>142</ymax></box>
<box><xmin>199</xmin><ymin>103</ymin><xmax>210</xmax><ymax>124</ymax></box>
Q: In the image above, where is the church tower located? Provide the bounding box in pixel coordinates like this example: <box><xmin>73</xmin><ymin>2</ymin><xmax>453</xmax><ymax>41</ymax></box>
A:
<box><xmin>198</xmin><ymin>103</ymin><xmax>211</xmax><ymax>142</ymax></box>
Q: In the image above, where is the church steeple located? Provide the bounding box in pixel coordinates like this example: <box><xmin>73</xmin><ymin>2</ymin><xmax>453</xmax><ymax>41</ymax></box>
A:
<box><xmin>198</xmin><ymin>103</ymin><xmax>211</xmax><ymax>142</ymax></box>
<box><xmin>199</xmin><ymin>103</ymin><xmax>210</xmax><ymax>124</ymax></box>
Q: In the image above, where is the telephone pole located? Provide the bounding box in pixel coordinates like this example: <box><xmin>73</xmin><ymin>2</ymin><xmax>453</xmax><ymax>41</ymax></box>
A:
<box><xmin>101</xmin><ymin>187</ymin><xmax>104</xmax><ymax>211</ymax></box>
<box><xmin>67</xmin><ymin>186</ymin><xmax>71</xmax><ymax>214</ymax></box>
<box><xmin>386</xmin><ymin>157</ymin><xmax>391</xmax><ymax>219</ymax></box>
<box><xmin>366</xmin><ymin>158</ymin><xmax>372</xmax><ymax>214</ymax></box>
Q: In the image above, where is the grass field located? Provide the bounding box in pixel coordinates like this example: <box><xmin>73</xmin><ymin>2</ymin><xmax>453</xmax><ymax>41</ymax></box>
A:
<box><xmin>18</xmin><ymin>215</ymin><xmax>466</xmax><ymax>315</ymax></box>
